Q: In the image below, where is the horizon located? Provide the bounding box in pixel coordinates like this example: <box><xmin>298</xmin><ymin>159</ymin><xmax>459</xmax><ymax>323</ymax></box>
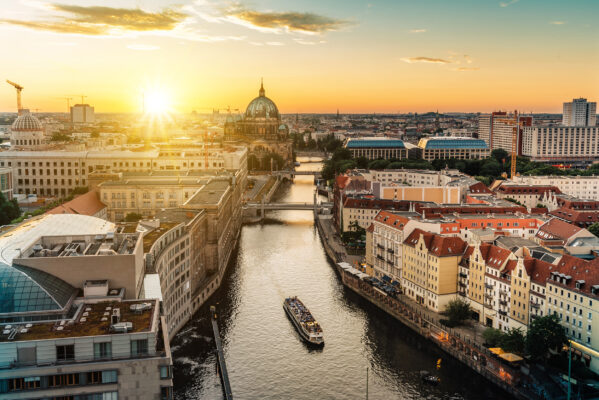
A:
<box><xmin>1</xmin><ymin>0</ymin><xmax>598</xmax><ymax>113</ymax></box>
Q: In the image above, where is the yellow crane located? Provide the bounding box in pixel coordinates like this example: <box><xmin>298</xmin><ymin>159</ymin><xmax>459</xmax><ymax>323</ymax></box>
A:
<box><xmin>496</xmin><ymin>110</ymin><xmax>526</xmax><ymax>180</ymax></box>
<box><xmin>6</xmin><ymin>80</ymin><xmax>24</xmax><ymax>115</ymax></box>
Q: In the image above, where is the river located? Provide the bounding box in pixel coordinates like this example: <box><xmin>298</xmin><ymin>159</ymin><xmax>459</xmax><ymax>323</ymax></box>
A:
<box><xmin>171</xmin><ymin>160</ymin><xmax>509</xmax><ymax>400</ymax></box>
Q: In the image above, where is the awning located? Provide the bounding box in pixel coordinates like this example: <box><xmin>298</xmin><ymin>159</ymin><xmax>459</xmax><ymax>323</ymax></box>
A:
<box><xmin>374</xmin><ymin>287</ymin><xmax>388</xmax><ymax>296</ymax></box>
<box><xmin>382</xmin><ymin>275</ymin><xmax>392</xmax><ymax>283</ymax></box>
<box><xmin>499</xmin><ymin>353</ymin><xmax>523</xmax><ymax>363</ymax></box>
<box><xmin>489</xmin><ymin>348</ymin><xmax>505</xmax><ymax>355</ymax></box>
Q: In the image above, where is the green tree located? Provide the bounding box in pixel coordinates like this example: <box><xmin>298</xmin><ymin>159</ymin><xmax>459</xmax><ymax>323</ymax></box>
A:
<box><xmin>525</xmin><ymin>314</ymin><xmax>568</xmax><ymax>362</ymax></box>
<box><xmin>491</xmin><ymin>148</ymin><xmax>509</xmax><ymax>164</ymax></box>
<box><xmin>482</xmin><ymin>328</ymin><xmax>504</xmax><ymax>347</ymax></box>
<box><xmin>480</xmin><ymin>159</ymin><xmax>503</xmax><ymax>177</ymax></box>
<box><xmin>368</xmin><ymin>159</ymin><xmax>390</xmax><ymax>170</ymax></box>
<box><xmin>0</xmin><ymin>192</ymin><xmax>20</xmax><ymax>226</ymax></box>
<box><xmin>356</xmin><ymin>156</ymin><xmax>370</xmax><ymax>169</ymax></box>
<box><xmin>124</xmin><ymin>212</ymin><xmax>143</xmax><ymax>222</ymax></box>
<box><xmin>589</xmin><ymin>222</ymin><xmax>599</xmax><ymax>238</ymax></box>
<box><xmin>442</xmin><ymin>298</ymin><xmax>472</xmax><ymax>326</ymax></box>
<box><xmin>501</xmin><ymin>328</ymin><xmax>526</xmax><ymax>354</ymax></box>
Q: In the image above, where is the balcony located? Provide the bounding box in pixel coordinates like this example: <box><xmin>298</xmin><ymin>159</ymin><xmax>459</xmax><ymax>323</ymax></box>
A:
<box><xmin>387</xmin><ymin>248</ymin><xmax>395</xmax><ymax>254</ymax></box>
<box><xmin>499</xmin><ymin>300</ymin><xmax>508</xmax><ymax>306</ymax></box>
<box><xmin>459</xmin><ymin>272</ymin><xmax>468</xmax><ymax>278</ymax></box>
<box><xmin>530</xmin><ymin>301</ymin><xmax>540</xmax><ymax>309</ymax></box>
<box><xmin>458</xmin><ymin>282</ymin><xmax>466</xmax><ymax>288</ymax></box>
<box><xmin>485</xmin><ymin>293</ymin><xmax>493</xmax><ymax>299</ymax></box>
<box><xmin>376</xmin><ymin>244</ymin><xmax>385</xmax><ymax>250</ymax></box>
<box><xmin>376</xmin><ymin>254</ymin><xmax>385</xmax><ymax>261</ymax></box>
<box><xmin>386</xmin><ymin>259</ymin><xmax>394</xmax><ymax>265</ymax></box>
<box><xmin>499</xmin><ymin>310</ymin><xmax>508</xmax><ymax>316</ymax></box>
<box><xmin>485</xmin><ymin>283</ymin><xmax>493</xmax><ymax>289</ymax></box>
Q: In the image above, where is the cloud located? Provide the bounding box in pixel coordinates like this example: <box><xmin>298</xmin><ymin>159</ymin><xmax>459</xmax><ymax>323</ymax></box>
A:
<box><xmin>266</xmin><ymin>41</ymin><xmax>284</xmax><ymax>46</ymax></box>
<box><xmin>223</xmin><ymin>6</ymin><xmax>349</xmax><ymax>34</ymax></box>
<box><xmin>293</xmin><ymin>38</ymin><xmax>326</xmax><ymax>45</ymax></box>
<box><xmin>0</xmin><ymin>4</ymin><xmax>188</xmax><ymax>35</ymax></box>
<box><xmin>455</xmin><ymin>67</ymin><xmax>480</xmax><ymax>71</ymax></box>
<box><xmin>550</xmin><ymin>21</ymin><xmax>566</xmax><ymax>25</ymax></box>
<box><xmin>409</xmin><ymin>29</ymin><xmax>427</xmax><ymax>33</ymax></box>
<box><xmin>499</xmin><ymin>0</ymin><xmax>519</xmax><ymax>7</ymax></box>
<box><xmin>127</xmin><ymin>44</ymin><xmax>160</xmax><ymax>51</ymax></box>
<box><xmin>464</xmin><ymin>55</ymin><xmax>473</xmax><ymax>64</ymax></box>
<box><xmin>401</xmin><ymin>56</ymin><xmax>451</xmax><ymax>64</ymax></box>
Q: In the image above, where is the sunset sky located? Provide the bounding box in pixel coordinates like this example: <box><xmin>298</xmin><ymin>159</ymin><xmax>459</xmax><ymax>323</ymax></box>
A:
<box><xmin>0</xmin><ymin>0</ymin><xmax>597</xmax><ymax>114</ymax></box>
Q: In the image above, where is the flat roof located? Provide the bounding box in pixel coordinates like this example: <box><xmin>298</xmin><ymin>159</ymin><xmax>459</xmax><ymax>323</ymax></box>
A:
<box><xmin>0</xmin><ymin>214</ymin><xmax>115</xmax><ymax>265</ymax></box>
<box><xmin>186</xmin><ymin>179</ymin><xmax>230</xmax><ymax>205</ymax></box>
<box><xmin>0</xmin><ymin>299</ymin><xmax>156</xmax><ymax>342</ymax></box>
<box><xmin>346</xmin><ymin>138</ymin><xmax>405</xmax><ymax>148</ymax></box>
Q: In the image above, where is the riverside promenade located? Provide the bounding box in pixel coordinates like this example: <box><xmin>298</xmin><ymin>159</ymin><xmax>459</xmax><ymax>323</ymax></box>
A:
<box><xmin>315</xmin><ymin>214</ymin><xmax>544</xmax><ymax>400</ymax></box>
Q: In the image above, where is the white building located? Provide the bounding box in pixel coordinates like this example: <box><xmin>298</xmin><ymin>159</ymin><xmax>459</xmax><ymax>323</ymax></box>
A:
<box><xmin>513</xmin><ymin>175</ymin><xmax>599</xmax><ymax>201</ymax></box>
<box><xmin>71</xmin><ymin>103</ymin><xmax>95</xmax><ymax>123</ymax></box>
<box><xmin>563</xmin><ymin>98</ymin><xmax>596</xmax><ymax>127</ymax></box>
<box><xmin>521</xmin><ymin>126</ymin><xmax>599</xmax><ymax>167</ymax></box>
<box><xmin>9</xmin><ymin>110</ymin><xmax>48</xmax><ymax>150</ymax></box>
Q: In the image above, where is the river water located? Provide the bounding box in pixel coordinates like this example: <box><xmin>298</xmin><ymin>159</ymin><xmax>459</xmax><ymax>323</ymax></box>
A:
<box><xmin>172</xmin><ymin>161</ymin><xmax>509</xmax><ymax>400</ymax></box>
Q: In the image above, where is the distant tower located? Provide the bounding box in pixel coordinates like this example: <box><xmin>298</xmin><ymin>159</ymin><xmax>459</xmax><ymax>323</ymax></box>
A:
<box><xmin>336</xmin><ymin>109</ymin><xmax>340</xmax><ymax>120</ymax></box>
<box><xmin>435</xmin><ymin>109</ymin><xmax>440</xmax><ymax>131</ymax></box>
<box><xmin>259</xmin><ymin>78</ymin><xmax>265</xmax><ymax>97</ymax></box>
<box><xmin>296</xmin><ymin>113</ymin><xmax>299</xmax><ymax>123</ymax></box>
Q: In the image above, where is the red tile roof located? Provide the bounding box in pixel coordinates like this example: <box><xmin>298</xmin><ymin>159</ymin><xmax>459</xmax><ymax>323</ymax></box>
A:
<box><xmin>552</xmin><ymin>254</ymin><xmax>599</xmax><ymax>297</ymax></box>
<box><xmin>523</xmin><ymin>258</ymin><xmax>554</xmax><ymax>286</ymax></box>
<box><xmin>550</xmin><ymin>207</ymin><xmax>599</xmax><ymax>225</ymax></box>
<box><xmin>497</xmin><ymin>185</ymin><xmax>561</xmax><ymax>195</ymax></box>
<box><xmin>403</xmin><ymin>228</ymin><xmax>467</xmax><ymax>257</ymax></box>
<box><xmin>46</xmin><ymin>191</ymin><xmax>106</xmax><ymax>217</ymax></box>
<box><xmin>343</xmin><ymin>197</ymin><xmax>411</xmax><ymax>210</ymax></box>
<box><xmin>536</xmin><ymin>218</ymin><xmax>582</xmax><ymax>241</ymax></box>
<box><xmin>469</xmin><ymin>182</ymin><xmax>493</xmax><ymax>194</ymax></box>
<box><xmin>373</xmin><ymin>210</ymin><xmax>410</xmax><ymax>230</ymax></box>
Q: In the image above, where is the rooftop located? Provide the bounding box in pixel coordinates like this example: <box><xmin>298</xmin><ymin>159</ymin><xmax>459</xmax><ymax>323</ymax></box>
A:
<box><xmin>46</xmin><ymin>190</ymin><xmax>106</xmax><ymax>216</ymax></box>
<box><xmin>0</xmin><ymin>299</ymin><xmax>156</xmax><ymax>342</ymax></box>
<box><xmin>186</xmin><ymin>179</ymin><xmax>230</xmax><ymax>206</ymax></box>
<box><xmin>142</xmin><ymin>222</ymin><xmax>181</xmax><ymax>253</ymax></box>
<box><xmin>418</xmin><ymin>137</ymin><xmax>488</xmax><ymax>149</ymax></box>
<box><xmin>346</xmin><ymin>138</ymin><xmax>405</xmax><ymax>149</ymax></box>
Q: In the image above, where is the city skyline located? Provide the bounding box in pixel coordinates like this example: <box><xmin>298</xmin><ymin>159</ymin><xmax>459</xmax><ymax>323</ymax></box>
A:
<box><xmin>1</xmin><ymin>0</ymin><xmax>598</xmax><ymax>114</ymax></box>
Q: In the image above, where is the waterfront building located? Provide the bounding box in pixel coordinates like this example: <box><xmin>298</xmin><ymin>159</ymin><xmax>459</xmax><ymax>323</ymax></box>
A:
<box><xmin>563</xmin><ymin>98</ymin><xmax>597</xmax><ymax>127</ymax></box>
<box><xmin>0</xmin><ymin>295</ymin><xmax>173</xmax><ymax>400</ymax></box>
<box><xmin>374</xmin><ymin>182</ymin><xmax>464</xmax><ymax>204</ymax></box>
<box><xmin>513</xmin><ymin>175</ymin><xmax>599</xmax><ymax>201</ymax></box>
<box><xmin>224</xmin><ymin>81</ymin><xmax>292</xmax><ymax>167</ymax></box>
<box><xmin>402</xmin><ymin>228</ymin><xmax>467</xmax><ymax>312</ymax></box>
<box><xmin>0</xmin><ymin>145</ymin><xmax>247</xmax><ymax>197</ymax></box>
<box><xmin>345</xmin><ymin>137</ymin><xmax>407</xmax><ymax>160</ymax></box>
<box><xmin>521</xmin><ymin>126</ymin><xmax>599</xmax><ymax>167</ymax></box>
<box><xmin>71</xmin><ymin>103</ymin><xmax>95</xmax><ymax>124</ymax></box>
<box><xmin>416</xmin><ymin>137</ymin><xmax>489</xmax><ymax>161</ymax></box>
<box><xmin>495</xmin><ymin>184</ymin><xmax>562</xmax><ymax>209</ymax></box>
<box><xmin>340</xmin><ymin>197</ymin><xmax>416</xmax><ymax>231</ymax></box>
<box><xmin>371</xmin><ymin>211</ymin><xmax>411</xmax><ymax>281</ymax></box>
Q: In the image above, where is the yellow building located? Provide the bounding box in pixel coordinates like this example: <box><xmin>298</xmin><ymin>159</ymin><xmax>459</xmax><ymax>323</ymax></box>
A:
<box><xmin>402</xmin><ymin>228</ymin><xmax>467</xmax><ymax>312</ymax></box>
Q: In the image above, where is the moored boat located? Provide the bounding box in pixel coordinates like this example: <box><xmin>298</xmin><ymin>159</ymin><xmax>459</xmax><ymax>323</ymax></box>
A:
<box><xmin>283</xmin><ymin>297</ymin><xmax>324</xmax><ymax>346</ymax></box>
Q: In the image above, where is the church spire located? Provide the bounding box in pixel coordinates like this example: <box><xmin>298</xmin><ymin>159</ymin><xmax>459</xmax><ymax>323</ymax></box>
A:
<box><xmin>259</xmin><ymin>78</ymin><xmax>265</xmax><ymax>97</ymax></box>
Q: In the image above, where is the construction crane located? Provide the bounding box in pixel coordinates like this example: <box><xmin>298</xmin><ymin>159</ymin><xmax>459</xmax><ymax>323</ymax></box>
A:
<box><xmin>69</xmin><ymin>94</ymin><xmax>88</xmax><ymax>104</ymax></box>
<box><xmin>55</xmin><ymin>97</ymin><xmax>73</xmax><ymax>113</ymax></box>
<box><xmin>6</xmin><ymin>80</ymin><xmax>24</xmax><ymax>115</ymax></box>
<box><xmin>496</xmin><ymin>110</ymin><xmax>526</xmax><ymax>180</ymax></box>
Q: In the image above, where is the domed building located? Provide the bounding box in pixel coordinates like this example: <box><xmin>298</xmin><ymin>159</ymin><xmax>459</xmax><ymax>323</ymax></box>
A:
<box><xmin>10</xmin><ymin>109</ymin><xmax>47</xmax><ymax>150</ymax></box>
<box><xmin>225</xmin><ymin>81</ymin><xmax>292</xmax><ymax>169</ymax></box>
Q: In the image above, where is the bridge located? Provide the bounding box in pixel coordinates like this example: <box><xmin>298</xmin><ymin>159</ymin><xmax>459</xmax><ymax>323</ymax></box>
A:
<box><xmin>244</xmin><ymin>202</ymin><xmax>333</xmax><ymax>211</ymax></box>
<box><xmin>249</xmin><ymin>170</ymin><xmax>321</xmax><ymax>177</ymax></box>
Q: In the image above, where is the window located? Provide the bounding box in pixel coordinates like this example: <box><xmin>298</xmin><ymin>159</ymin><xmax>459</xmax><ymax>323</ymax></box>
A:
<box><xmin>130</xmin><ymin>339</ymin><xmax>148</xmax><ymax>356</ymax></box>
<box><xmin>7</xmin><ymin>376</ymin><xmax>40</xmax><ymax>391</ymax></box>
<box><xmin>94</xmin><ymin>342</ymin><xmax>112</xmax><ymax>359</ymax></box>
<box><xmin>161</xmin><ymin>386</ymin><xmax>173</xmax><ymax>400</ymax></box>
<box><xmin>56</xmin><ymin>344</ymin><xmax>75</xmax><ymax>361</ymax></box>
<box><xmin>160</xmin><ymin>365</ymin><xmax>173</xmax><ymax>379</ymax></box>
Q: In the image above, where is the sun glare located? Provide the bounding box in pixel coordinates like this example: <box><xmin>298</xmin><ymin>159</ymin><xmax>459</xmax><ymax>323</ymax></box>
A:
<box><xmin>144</xmin><ymin>90</ymin><xmax>171</xmax><ymax>114</ymax></box>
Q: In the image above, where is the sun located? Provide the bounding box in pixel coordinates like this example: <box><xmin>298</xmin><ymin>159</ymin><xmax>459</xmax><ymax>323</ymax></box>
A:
<box><xmin>144</xmin><ymin>89</ymin><xmax>171</xmax><ymax>114</ymax></box>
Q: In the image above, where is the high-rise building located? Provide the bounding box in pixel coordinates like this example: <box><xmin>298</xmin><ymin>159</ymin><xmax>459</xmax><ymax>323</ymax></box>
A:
<box><xmin>71</xmin><ymin>103</ymin><xmax>95</xmax><ymax>123</ymax></box>
<box><xmin>563</xmin><ymin>98</ymin><xmax>597</xmax><ymax>127</ymax></box>
<box><xmin>521</xmin><ymin>126</ymin><xmax>599</xmax><ymax>167</ymax></box>
<box><xmin>478</xmin><ymin>112</ymin><xmax>532</xmax><ymax>153</ymax></box>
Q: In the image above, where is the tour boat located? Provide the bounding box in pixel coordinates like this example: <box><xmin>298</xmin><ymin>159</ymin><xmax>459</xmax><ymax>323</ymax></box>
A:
<box><xmin>283</xmin><ymin>297</ymin><xmax>324</xmax><ymax>346</ymax></box>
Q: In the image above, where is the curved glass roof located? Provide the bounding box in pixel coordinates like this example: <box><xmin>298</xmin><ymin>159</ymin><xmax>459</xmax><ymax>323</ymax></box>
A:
<box><xmin>346</xmin><ymin>139</ymin><xmax>405</xmax><ymax>149</ymax></box>
<box><xmin>0</xmin><ymin>263</ymin><xmax>76</xmax><ymax>314</ymax></box>
<box><xmin>419</xmin><ymin>138</ymin><xmax>488</xmax><ymax>149</ymax></box>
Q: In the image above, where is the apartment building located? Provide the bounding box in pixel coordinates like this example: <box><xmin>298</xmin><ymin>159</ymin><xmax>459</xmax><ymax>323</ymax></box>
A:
<box><xmin>478</xmin><ymin>112</ymin><xmax>532</xmax><ymax>153</ymax></box>
<box><xmin>417</xmin><ymin>137</ymin><xmax>489</xmax><ymax>161</ymax></box>
<box><xmin>0</xmin><ymin>168</ymin><xmax>13</xmax><ymax>200</ymax></box>
<box><xmin>563</xmin><ymin>98</ymin><xmax>597</xmax><ymax>127</ymax></box>
<box><xmin>513</xmin><ymin>175</ymin><xmax>599</xmax><ymax>201</ymax></box>
<box><xmin>521</xmin><ymin>126</ymin><xmax>599</xmax><ymax>167</ymax></box>
<box><xmin>371</xmin><ymin>211</ymin><xmax>411</xmax><ymax>281</ymax></box>
<box><xmin>495</xmin><ymin>184</ymin><xmax>561</xmax><ymax>209</ymax></box>
<box><xmin>402</xmin><ymin>228</ymin><xmax>467</xmax><ymax>312</ymax></box>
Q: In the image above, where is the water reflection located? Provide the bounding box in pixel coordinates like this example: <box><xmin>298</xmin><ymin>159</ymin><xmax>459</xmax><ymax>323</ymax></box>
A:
<box><xmin>172</xmin><ymin>163</ymin><xmax>511</xmax><ymax>400</ymax></box>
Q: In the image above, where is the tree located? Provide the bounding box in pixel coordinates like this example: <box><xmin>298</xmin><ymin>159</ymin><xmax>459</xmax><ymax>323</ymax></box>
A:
<box><xmin>124</xmin><ymin>212</ymin><xmax>142</xmax><ymax>222</ymax></box>
<box><xmin>368</xmin><ymin>159</ymin><xmax>390</xmax><ymax>170</ymax></box>
<box><xmin>0</xmin><ymin>192</ymin><xmax>20</xmax><ymax>226</ymax></box>
<box><xmin>480</xmin><ymin>159</ymin><xmax>503</xmax><ymax>177</ymax></box>
<box><xmin>483</xmin><ymin>328</ymin><xmax>504</xmax><ymax>347</ymax></box>
<box><xmin>491</xmin><ymin>149</ymin><xmax>509</xmax><ymax>164</ymax></box>
<box><xmin>589</xmin><ymin>222</ymin><xmax>599</xmax><ymax>238</ymax></box>
<box><xmin>525</xmin><ymin>314</ymin><xmax>568</xmax><ymax>362</ymax></box>
<box><xmin>442</xmin><ymin>298</ymin><xmax>472</xmax><ymax>326</ymax></box>
<box><xmin>501</xmin><ymin>328</ymin><xmax>526</xmax><ymax>354</ymax></box>
<box><xmin>356</xmin><ymin>156</ymin><xmax>370</xmax><ymax>169</ymax></box>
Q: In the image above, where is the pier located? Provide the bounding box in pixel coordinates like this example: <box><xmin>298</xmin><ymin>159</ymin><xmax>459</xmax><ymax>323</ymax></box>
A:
<box><xmin>210</xmin><ymin>306</ymin><xmax>233</xmax><ymax>400</ymax></box>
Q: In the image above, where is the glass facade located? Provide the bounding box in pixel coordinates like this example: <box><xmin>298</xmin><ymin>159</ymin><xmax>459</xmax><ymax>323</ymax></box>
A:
<box><xmin>0</xmin><ymin>262</ymin><xmax>76</xmax><ymax>313</ymax></box>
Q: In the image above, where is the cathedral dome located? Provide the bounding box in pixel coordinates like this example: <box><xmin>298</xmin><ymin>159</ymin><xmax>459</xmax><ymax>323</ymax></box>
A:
<box><xmin>245</xmin><ymin>82</ymin><xmax>279</xmax><ymax>120</ymax></box>
<box><xmin>11</xmin><ymin>110</ymin><xmax>42</xmax><ymax>132</ymax></box>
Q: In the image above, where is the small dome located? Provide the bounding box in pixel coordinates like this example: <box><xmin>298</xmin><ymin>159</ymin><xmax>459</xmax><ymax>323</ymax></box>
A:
<box><xmin>12</xmin><ymin>110</ymin><xmax>43</xmax><ymax>132</ymax></box>
<box><xmin>279</xmin><ymin>124</ymin><xmax>287</xmax><ymax>131</ymax></box>
<box><xmin>244</xmin><ymin>82</ymin><xmax>279</xmax><ymax>120</ymax></box>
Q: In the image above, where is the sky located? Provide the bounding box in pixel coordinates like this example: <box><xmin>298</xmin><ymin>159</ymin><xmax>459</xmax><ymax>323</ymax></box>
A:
<box><xmin>0</xmin><ymin>0</ymin><xmax>597</xmax><ymax>114</ymax></box>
